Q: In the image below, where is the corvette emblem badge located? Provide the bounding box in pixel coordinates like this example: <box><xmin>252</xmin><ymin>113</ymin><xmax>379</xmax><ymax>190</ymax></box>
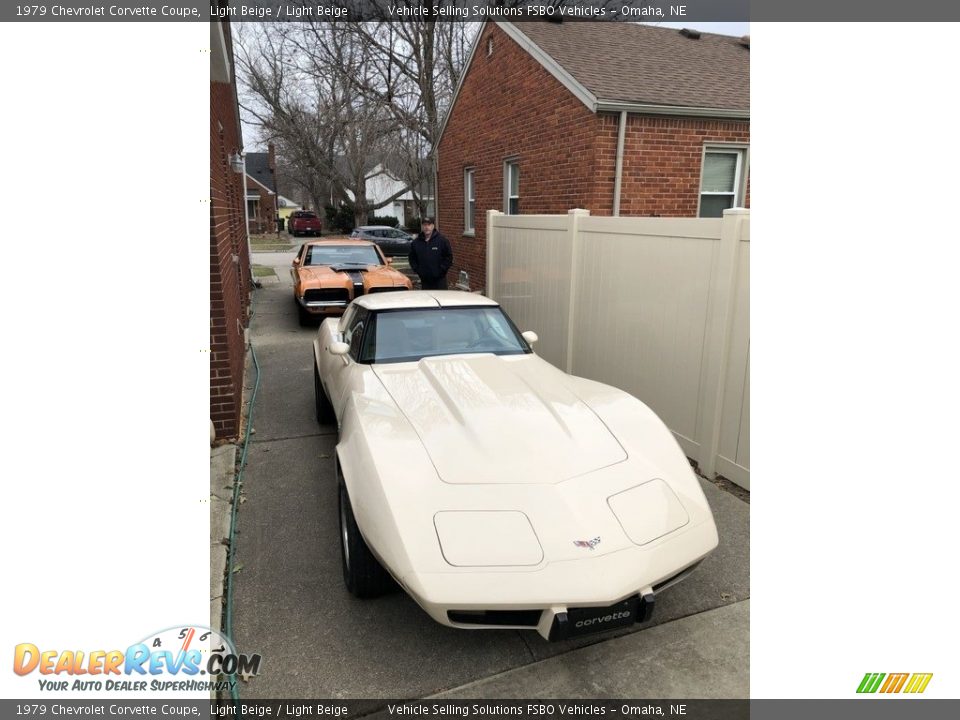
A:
<box><xmin>573</xmin><ymin>537</ymin><xmax>601</xmax><ymax>550</ymax></box>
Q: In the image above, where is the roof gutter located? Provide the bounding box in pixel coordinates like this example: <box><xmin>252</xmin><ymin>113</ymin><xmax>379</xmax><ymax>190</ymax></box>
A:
<box><xmin>596</xmin><ymin>101</ymin><xmax>749</xmax><ymax>120</ymax></box>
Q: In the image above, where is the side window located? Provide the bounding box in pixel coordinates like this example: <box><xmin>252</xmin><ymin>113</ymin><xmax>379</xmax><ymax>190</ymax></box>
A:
<box><xmin>465</xmin><ymin>167</ymin><xmax>475</xmax><ymax>231</ymax></box>
<box><xmin>358</xmin><ymin>313</ymin><xmax>378</xmax><ymax>363</ymax></box>
<box><xmin>699</xmin><ymin>146</ymin><xmax>748</xmax><ymax>217</ymax></box>
<box><xmin>504</xmin><ymin>160</ymin><xmax>519</xmax><ymax>215</ymax></box>
<box><xmin>338</xmin><ymin>305</ymin><xmax>356</xmax><ymax>334</ymax></box>
<box><xmin>344</xmin><ymin>308</ymin><xmax>367</xmax><ymax>361</ymax></box>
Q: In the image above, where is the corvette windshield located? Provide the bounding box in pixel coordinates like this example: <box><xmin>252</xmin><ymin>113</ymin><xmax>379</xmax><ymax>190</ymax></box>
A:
<box><xmin>363</xmin><ymin>307</ymin><xmax>529</xmax><ymax>363</ymax></box>
<box><xmin>306</xmin><ymin>245</ymin><xmax>381</xmax><ymax>266</ymax></box>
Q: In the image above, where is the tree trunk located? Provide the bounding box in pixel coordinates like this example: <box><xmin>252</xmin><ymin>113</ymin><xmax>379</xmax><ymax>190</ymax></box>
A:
<box><xmin>354</xmin><ymin>187</ymin><xmax>368</xmax><ymax>227</ymax></box>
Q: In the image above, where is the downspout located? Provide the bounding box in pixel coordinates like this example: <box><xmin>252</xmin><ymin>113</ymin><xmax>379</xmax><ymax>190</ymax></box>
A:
<box><xmin>612</xmin><ymin>110</ymin><xmax>627</xmax><ymax>216</ymax></box>
<box><xmin>240</xmin><ymin>155</ymin><xmax>255</xmax><ymax>286</ymax></box>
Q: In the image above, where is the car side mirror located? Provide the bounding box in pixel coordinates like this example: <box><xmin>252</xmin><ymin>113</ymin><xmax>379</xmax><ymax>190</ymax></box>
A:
<box><xmin>522</xmin><ymin>331</ymin><xmax>538</xmax><ymax>345</ymax></box>
<box><xmin>292</xmin><ymin>257</ymin><xmax>300</xmax><ymax>266</ymax></box>
<box><xmin>385</xmin><ymin>257</ymin><xmax>394</xmax><ymax>265</ymax></box>
<box><xmin>329</xmin><ymin>341</ymin><xmax>349</xmax><ymax>356</ymax></box>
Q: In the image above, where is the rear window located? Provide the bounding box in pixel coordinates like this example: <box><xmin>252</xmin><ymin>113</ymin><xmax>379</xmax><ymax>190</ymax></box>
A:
<box><xmin>295</xmin><ymin>212</ymin><xmax>318</xmax><ymax>219</ymax></box>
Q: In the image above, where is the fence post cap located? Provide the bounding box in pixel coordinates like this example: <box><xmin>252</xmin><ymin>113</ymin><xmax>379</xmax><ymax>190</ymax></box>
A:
<box><xmin>722</xmin><ymin>207</ymin><xmax>750</xmax><ymax>216</ymax></box>
<box><xmin>568</xmin><ymin>208</ymin><xmax>590</xmax><ymax>216</ymax></box>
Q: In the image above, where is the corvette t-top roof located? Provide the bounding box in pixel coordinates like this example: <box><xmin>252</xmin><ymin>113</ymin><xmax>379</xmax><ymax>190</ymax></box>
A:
<box><xmin>354</xmin><ymin>290</ymin><xmax>499</xmax><ymax>312</ymax></box>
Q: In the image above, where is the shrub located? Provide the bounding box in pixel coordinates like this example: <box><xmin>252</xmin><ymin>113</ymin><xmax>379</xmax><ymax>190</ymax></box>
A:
<box><xmin>325</xmin><ymin>203</ymin><xmax>355</xmax><ymax>233</ymax></box>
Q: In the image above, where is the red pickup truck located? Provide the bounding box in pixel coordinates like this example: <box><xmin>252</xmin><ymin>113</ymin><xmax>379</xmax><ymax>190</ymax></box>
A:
<box><xmin>288</xmin><ymin>211</ymin><xmax>323</xmax><ymax>237</ymax></box>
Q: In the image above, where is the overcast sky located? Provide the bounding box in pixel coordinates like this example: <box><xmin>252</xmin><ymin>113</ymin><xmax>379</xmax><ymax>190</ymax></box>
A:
<box><xmin>242</xmin><ymin>21</ymin><xmax>750</xmax><ymax>152</ymax></box>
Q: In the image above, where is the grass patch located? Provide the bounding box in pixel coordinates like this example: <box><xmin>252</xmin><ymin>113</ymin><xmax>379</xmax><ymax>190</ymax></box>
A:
<box><xmin>249</xmin><ymin>233</ymin><xmax>293</xmax><ymax>252</ymax></box>
<box><xmin>251</xmin><ymin>265</ymin><xmax>276</xmax><ymax>278</ymax></box>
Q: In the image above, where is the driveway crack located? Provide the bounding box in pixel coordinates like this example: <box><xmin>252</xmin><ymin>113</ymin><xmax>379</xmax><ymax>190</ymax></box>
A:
<box><xmin>251</xmin><ymin>431</ymin><xmax>338</xmax><ymax>444</ymax></box>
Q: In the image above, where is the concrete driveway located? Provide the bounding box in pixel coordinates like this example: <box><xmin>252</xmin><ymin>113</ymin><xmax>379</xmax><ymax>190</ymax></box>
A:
<box><xmin>231</xmin><ymin>266</ymin><xmax>749</xmax><ymax>699</ymax></box>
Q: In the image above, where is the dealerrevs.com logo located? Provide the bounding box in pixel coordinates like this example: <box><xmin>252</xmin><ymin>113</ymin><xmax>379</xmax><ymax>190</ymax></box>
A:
<box><xmin>13</xmin><ymin>625</ymin><xmax>261</xmax><ymax>693</ymax></box>
<box><xmin>857</xmin><ymin>672</ymin><xmax>933</xmax><ymax>694</ymax></box>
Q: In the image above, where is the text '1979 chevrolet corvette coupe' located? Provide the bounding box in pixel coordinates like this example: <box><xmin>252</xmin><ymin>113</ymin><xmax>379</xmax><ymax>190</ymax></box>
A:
<box><xmin>313</xmin><ymin>291</ymin><xmax>718</xmax><ymax>641</ymax></box>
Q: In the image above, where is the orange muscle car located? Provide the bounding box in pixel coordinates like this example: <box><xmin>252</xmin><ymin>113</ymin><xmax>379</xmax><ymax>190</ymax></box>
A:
<box><xmin>292</xmin><ymin>240</ymin><xmax>412</xmax><ymax>325</ymax></box>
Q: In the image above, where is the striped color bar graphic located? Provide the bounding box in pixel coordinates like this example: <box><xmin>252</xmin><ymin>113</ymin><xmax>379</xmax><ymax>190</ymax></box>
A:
<box><xmin>879</xmin><ymin>673</ymin><xmax>909</xmax><ymax>693</ymax></box>
<box><xmin>857</xmin><ymin>672</ymin><xmax>932</xmax><ymax>694</ymax></box>
<box><xmin>856</xmin><ymin>673</ymin><xmax>885</xmax><ymax>693</ymax></box>
<box><xmin>903</xmin><ymin>673</ymin><xmax>933</xmax><ymax>693</ymax></box>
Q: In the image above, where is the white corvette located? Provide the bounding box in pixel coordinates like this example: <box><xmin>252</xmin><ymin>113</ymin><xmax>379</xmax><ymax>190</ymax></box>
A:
<box><xmin>313</xmin><ymin>291</ymin><xmax>718</xmax><ymax>641</ymax></box>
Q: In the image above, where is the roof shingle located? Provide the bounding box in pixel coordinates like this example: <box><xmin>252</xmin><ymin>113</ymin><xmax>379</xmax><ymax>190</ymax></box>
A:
<box><xmin>245</xmin><ymin>152</ymin><xmax>275</xmax><ymax>193</ymax></box>
<box><xmin>512</xmin><ymin>22</ymin><xmax>749</xmax><ymax>113</ymax></box>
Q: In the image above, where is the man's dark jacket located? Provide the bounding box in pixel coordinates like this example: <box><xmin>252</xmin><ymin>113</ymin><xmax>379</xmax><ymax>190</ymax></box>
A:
<box><xmin>408</xmin><ymin>230</ymin><xmax>453</xmax><ymax>287</ymax></box>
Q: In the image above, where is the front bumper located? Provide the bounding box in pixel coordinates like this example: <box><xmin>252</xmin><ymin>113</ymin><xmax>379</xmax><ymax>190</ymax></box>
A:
<box><xmin>398</xmin><ymin>518</ymin><xmax>715</xmax><ymax>640</ymax></box>
<box><xmin>298</xmin><ymin>296</ymin><xmax>348</xmax><ymax>315</ymax></box>
<box><xmin>546</xmin><ymin>591</ymin><xmax>656</xmax><ymax>641</ymax></box>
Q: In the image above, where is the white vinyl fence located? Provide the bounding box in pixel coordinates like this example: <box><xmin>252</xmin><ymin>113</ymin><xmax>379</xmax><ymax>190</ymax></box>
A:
<box><xmin>486</xmin><ymin>208</ymin><xmax>750</xmax><ymax>489</ymax></box>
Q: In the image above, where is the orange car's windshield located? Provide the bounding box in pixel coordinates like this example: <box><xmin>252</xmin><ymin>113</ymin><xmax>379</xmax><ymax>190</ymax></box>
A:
<box><xmin>306</xmin><ymin>245</ymin><xmax>382</xmax><ymax>267</ymax></box>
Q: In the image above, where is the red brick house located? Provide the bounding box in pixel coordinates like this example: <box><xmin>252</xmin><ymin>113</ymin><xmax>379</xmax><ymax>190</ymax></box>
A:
<box><xmin>210</xmin><ymin>14</ymin><xmax>252</xmax><ymax>441</ymax></box>
<box><xmin>244</xmin><ymin>145</ymin><xmax>278</xmax><ymax>234</ymax></box>
<box><xmin>437</xmin><ymin>21</ymin><xmax>750</xmax><ymax>291</ymax></box>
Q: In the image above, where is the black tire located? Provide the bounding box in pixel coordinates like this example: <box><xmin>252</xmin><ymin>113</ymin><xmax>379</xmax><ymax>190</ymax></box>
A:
<box><xmin>298</xmin><ymin>303</ymin><xmax>311</xmax><ymax>327</ymax></box>
<box><xmin>314</xmin><ymin>364</ymin><xmax>335</xmax><ymax>424</ymax></box>
<box><xmin>338</xmin><ymin>477</ymin><xmax>395</xmax><ymax>598</ymax></box>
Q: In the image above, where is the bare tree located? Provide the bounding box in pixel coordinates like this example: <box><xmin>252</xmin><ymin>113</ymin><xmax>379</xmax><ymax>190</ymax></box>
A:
<box><xmin>295</xmin><ymin>19</ymin><xmax>478</xmax><ymax>216</ymax></box>
<box><xmin>237</xmin><ymin>23</ymin><xmax>413</xmax><ymax>227</ymax></box>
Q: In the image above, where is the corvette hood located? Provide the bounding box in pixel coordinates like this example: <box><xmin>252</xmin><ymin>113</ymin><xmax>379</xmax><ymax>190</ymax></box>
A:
<box><xmin>374</xmin><ymin>355</ymin><xmax>627</xmax><ymax>484</ymax></box>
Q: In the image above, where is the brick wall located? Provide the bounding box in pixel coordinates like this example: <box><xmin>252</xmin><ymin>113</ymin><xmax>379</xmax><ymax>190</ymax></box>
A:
<box><xmin>246</xmin><ymin>177</ymin><xmax>277</xmax><ymax>235</ymax></box>
<box><xmin>437</xmin><ymin>23</ymin><xmax>598</xmax><ymax>291</ymax></box>
<box><xmin>593</xmin><ymin>114</ymin><xmax>750</xmax><ymax>217</ymax></box>
<box><xmin>210</xmin><ymin>70</ymin><xmax>251</xmax><ymax>441</ymax></box>
<box><xmin>437</xmin><ymin>23</ymin><xmax>749</xmax><ymax>291</ymax></box>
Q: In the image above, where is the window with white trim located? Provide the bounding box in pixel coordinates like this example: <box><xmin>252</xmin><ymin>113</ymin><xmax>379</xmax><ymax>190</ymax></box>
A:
<box><xmin>699</xmin><ymin>148</ymin><xmax>747</xmax><ymax>218</ymax></box>
<box><xmin>464</xmin><ymin>168</ymin><xmax>475</xmax><ymax>233</ymax></box>
<box><xmin>505</xmin><ymin>160</ymin><xmax>520</xmax><ymax>215</ymax></box>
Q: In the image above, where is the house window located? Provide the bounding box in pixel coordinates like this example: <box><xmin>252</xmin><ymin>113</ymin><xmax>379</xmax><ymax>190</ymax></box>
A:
<box><xmin>246</xmin><ymin>198</ymin><xmax>260</xmax><ymax>231</ymax></box>
<box><xmin>699</xmin><ymin>147</ymin><xmax>747</xmax><ymax>218</ymax></box>
<box><xmin>464</xmin><ymin>168</ymin><xmax>475</xmax><ymax>233</ymax></box>
<box><xmin>504</xmin><ymin>160</ymin><xmax>520</xmax><ymax>215</ymax></box>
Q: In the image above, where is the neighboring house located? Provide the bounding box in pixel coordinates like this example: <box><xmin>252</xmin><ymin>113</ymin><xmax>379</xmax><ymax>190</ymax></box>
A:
<box><xmin>406</xmin><ymin>179</ymin><xmax>436</xmax><ymax>226</ymax></box>
<box><xmin>345</xmin><ymin>164</ymin><xmax>412</xmax><ymax>226</ymax></box>
<box><xmin>276</xmin><ymin>195</ymin><xmax>302</xmax><ymax>223</ymax></box>
<box><xmin>210</xmin><ymin>11</ymin><xmax>251</xmax><ymax>441</ymax></box>
<box><xmin>244</xmin><ymin>145</ymin><xmax>277</xmax><ymax>234</ymax></box>
<box><xmin>437</xmin><ymin>21</ymin><xmax>750</xmax><ymax>291</ymax></box>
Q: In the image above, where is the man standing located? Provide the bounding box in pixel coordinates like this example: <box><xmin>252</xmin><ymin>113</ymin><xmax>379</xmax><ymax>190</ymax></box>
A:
<box><xmin>408</xmin><ymin>217</ymin><xmax>453</xmax><ymax>290</ymax></box>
